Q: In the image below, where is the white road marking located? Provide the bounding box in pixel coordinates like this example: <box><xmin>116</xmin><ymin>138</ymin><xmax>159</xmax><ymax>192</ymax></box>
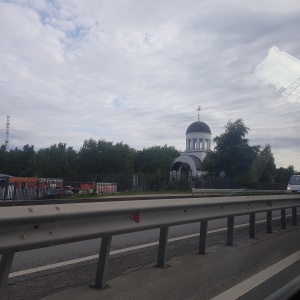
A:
<box><xmin>210</xmin><ymin>250</ymin><xmax>300</xmax><ymax>300</ymax></box>
<box><xmin>8</xmin><ymin>215</ymin><xmax>289</xmax><ymax>278</ymax></box>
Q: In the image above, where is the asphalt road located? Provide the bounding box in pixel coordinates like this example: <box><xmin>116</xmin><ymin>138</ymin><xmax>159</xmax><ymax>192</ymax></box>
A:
<box><xmin>38</xmin><ymin>220</ymin><xmax>300</xmax><ymax>300</ymax></box>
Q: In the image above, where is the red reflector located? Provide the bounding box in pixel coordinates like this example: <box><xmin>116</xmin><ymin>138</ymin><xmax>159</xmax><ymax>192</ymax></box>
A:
<box><xmin>267</xmin><ymin>201</ymin><xmax>272</xmax><ymax>207</ymax></box>
<box><xmin>132</xmin><ymin>211</ymin><xmax>141</xmax><ymax>223</ymax></box>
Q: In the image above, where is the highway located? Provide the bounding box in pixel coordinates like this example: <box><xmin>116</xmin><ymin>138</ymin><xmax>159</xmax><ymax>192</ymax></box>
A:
<box><xmin>3</xmin><ymin>207</ymin><xmax>299</xmax><ymax>300</ymax></box>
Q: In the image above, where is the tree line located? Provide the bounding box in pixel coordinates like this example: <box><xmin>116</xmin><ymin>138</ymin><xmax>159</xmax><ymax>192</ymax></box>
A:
<box><xmin>0</xmin><ymin>141</ymin><xmax>180</xmax><ymax>180</ymax></box>
<box><xmin>0</xmin><ymin>119</ymin><xmax>297</xmax><ymax>184</ymax></box>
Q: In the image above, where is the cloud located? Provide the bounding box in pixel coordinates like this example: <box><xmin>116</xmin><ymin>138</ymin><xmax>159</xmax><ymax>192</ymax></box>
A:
<box><xmin>0</xmin><ymin>0</ymin><xmax>300</xmax><ymax>170</ymax></box>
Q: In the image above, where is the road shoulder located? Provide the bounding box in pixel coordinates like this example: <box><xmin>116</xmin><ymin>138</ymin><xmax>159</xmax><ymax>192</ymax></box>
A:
<box><xmin>40</xmin><ymin>225</ymin><xmax>300</xmax><ymax>300</ymax></box>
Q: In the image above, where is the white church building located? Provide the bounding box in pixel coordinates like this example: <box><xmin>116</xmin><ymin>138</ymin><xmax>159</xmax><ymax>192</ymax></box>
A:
<box><xmin>171</xmin><ymin>119</ymin><xmax>212</xmax><ymax>179</ymax></box>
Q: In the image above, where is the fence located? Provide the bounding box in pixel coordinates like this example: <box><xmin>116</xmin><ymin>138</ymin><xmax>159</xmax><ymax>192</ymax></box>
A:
<box><xmin>0</xmin><ymin>174</ymin><xmax>288</xmax><ymax>201</ymax></box>
<box><xmin>84</xmin><ymin>173</ymin><xmax>287</xmax><ymax>192</ymax></box>
<box><xmin>0</xmin><ymin>178</ymin><xmax>118</xmax><ymax>201</ymax></box>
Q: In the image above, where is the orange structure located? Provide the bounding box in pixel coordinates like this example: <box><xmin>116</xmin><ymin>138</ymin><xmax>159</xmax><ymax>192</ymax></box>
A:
<box><xmin>8</xmin><ymin>177</ymin><xmax>38</xmax><ymax>189</ymax></box>
<box><xmin>7</xmin><ymin>177</ymin><xmax>63</xmax><ymax>190</ymax></box>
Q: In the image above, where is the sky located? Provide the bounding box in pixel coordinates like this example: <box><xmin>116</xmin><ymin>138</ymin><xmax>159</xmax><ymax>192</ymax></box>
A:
<box><xmin>1</xmin><ymin>0</ymin><xmax>300</xmax><ymax>170</ymax></box>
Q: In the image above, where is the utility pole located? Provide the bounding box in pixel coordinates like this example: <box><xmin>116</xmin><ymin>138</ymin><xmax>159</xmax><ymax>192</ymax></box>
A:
<box><xmin>5</xmin><ymin>115</ymin><xmax>10</xmax><ymax>150</ymax></box>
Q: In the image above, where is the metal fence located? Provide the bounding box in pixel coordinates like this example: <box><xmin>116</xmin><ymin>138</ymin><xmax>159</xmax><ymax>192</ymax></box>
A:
<box><xmin>0</xmin><ymin>181</ymin><xmax>119</xmax><ymax>201</ymax></box>
<box><xmin>83</xmin><ymin>173</ymin><xmax>287</xmax><ymax>192</ymax></box>
<box><xmin>0</xmin><ymin>174</ymin><xmax>288</xmax><ymax>201</ymax></box>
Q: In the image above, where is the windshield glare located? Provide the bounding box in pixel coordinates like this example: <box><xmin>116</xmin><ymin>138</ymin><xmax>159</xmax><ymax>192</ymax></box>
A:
<box><xmin>289</xmin><ymin>175</ymin><xmax>300</xmax><ymax>185</ymax></box>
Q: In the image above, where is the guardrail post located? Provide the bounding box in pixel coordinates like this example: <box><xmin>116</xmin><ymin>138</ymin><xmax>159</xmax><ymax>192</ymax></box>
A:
<box><xmin>94</xmin><ymin>236</ymin><xmax>112</xmax><ymax>289</ymax></box>
<box><xmin>199</xmin><ymin>220</ymin><xmax>208</xmax><ymax>255</ymax></box>
<box><xmin>281</xmin><ymin>209</ymin><xmax>287</xmax><ymax>229</ymax></box>
<box><xmin>227</xmin><ymin>217</ymin><xmax>234</xmax><ymax>246</ymax></box>
<box><xmin>157</xmin><ymin>226</ymin><xmax>169</xmax><ymax>268</ymax></box>
<box><xmin>249</xmin><ymin>213</ymin><xmax>256</xmax><ymax>238</ymax></box>
<box><xmin>0</xmin><ymin>251</ymin><xmax>15</xmax><ymax>294</ymax></box>
<box><xmin>292</xmin><ymin>207</ymin><xmax>298</xmax><ymax>226</ymax></box>
<box><xmin>267</xmin><ymin>211</ymin><xmax>272</xmax><ymax>233</ymax></box>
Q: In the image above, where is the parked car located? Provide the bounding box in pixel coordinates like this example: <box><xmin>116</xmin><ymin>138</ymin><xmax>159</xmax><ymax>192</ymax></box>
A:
<box><xmin>286</xmin><ymin>175</ymin><xmax>300</xmax><ymax>193</ymax></box>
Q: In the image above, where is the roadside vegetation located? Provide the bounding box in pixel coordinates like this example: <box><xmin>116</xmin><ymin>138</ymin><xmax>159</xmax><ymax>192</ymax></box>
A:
<box><xmin>0</xmin><ymin>119</ymin><xmax>297</xmax><ymax>187</ymax></box>
<box><xmin>202</xmin><ymin>119</ymin><xmax>298</xmax><ymax>183</ymax></box>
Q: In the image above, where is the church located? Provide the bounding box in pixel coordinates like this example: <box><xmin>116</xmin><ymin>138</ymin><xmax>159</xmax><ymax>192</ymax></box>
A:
<box><xmin>170</xmin><ymin>110</ymin><xmax>212</xmax><ymax>179</ymax></box>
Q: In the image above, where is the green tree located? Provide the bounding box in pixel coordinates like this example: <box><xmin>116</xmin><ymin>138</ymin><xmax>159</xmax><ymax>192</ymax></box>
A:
<box><xmin>77</xmin><ymin>139</ymin><xmax>101</xmax><ymax>179</ymax></box>
<box><xmin>0</xmin><ymin>145</ymin><xmax>37</xmax><ymax>176</ymax></box>
<box><xmin>0</xmin><ymin>145</ymin><xmax>9</xmax><ymax>174</ymax></box>
<box><xmin>78</xmin><ymin>139</ymin><xmax>135</xmax><ymax>178</ymax></box>
<box><xmin>64</xmin><ymin>146</ymin><xmax>79</xmax><ymax>179</ymax></box>
<box><xmin>202</xmin><ymin>151</ymin><xmax>218</xmax><ymax>175</ymax></box>
<box><xmin>204</xmin><ymin>119</ymin><xmax>260</xmax><ymax>178</ymax></box>
<box><xmin>19</xmin><ymin>144</ymin><xmax>37</xmax><ymax>177</ymax></box>
<box><xmin>4</xmin><ymin>147</ymin><xmax>23</xmax><ymax>176</ymax></box>
<box><xmin>256</xmin><ymin>144</ymin><xmax>276</xmax><ymax>182</ymax></box>
<box><xmin>275</xmin><ymin>165</ymin><xmax>295</xmax><ymax>183</ymax></box>
<box><xmin>37</xmin><ymin>143</ymin><xmax>77</xmax><ymax>178</ymax></box>
<box><xmin>247</xmin><ymin>144</ymin><xmax>277</xmax><ymax>182</ymax></box>
<box><xmin>104</xmin><ymin>141</ymin><xmax>135</xmax><ymax>174</ymax></box>
<box><xmin>134</xmin><ymin>145</ymin><xmax>180</xmax><ymax>174</ymax></box>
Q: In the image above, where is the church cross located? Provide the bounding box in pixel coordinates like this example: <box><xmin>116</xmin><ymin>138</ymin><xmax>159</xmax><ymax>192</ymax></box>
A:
<box><xmin>196</xmin><ymin>106</ymin><xmax>202</xmax><ymax>121</ymax></box>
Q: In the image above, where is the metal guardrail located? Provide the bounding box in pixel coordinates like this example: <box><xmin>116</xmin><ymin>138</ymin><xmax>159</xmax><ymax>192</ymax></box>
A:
<box><xmin>192</xmin><ymin>188</ymin><xmax>286</xmax><ymax>195</ymax></box>
<box><xmin>192</xmin><ymin>188</ymin><xmax>246</xmax><ymax>194</ymax></box>
<box><xmin>0</xmin><ymin>194</ymin><xmax>300</xmax><ymax>294</ymax></box>
<box><xmin>0</xmin><ymin>193</ymin><xmax>223</xmax><ymax>207</ymax></box>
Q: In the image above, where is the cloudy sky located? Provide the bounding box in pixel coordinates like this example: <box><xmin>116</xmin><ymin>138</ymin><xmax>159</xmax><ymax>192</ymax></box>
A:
<box><xmin>1</xmin><ymin>0</ymin><xmax>300</xmax><ymax>170</ymax></box>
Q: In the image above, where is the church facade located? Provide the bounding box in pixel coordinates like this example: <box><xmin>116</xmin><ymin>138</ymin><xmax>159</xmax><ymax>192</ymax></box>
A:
<box><xmin>171</xmin><ymin>120</ymin><xmax>212</xmax><ymax>179</ymax></box>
